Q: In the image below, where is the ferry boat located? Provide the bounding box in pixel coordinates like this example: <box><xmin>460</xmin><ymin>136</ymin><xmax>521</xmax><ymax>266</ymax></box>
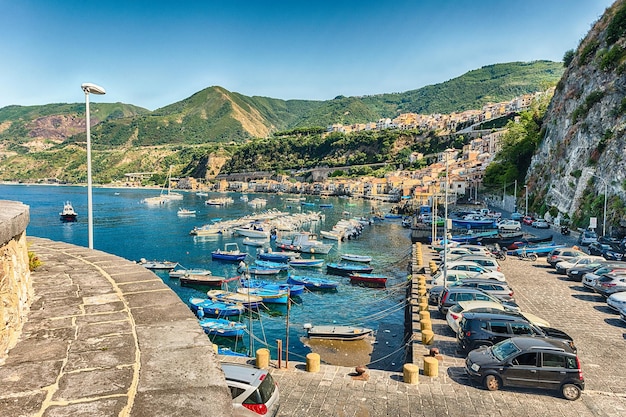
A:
<box><xmin>59</xmin><ymin>201</ymin><xmax>78</xmax><ymax>222</ymax></box>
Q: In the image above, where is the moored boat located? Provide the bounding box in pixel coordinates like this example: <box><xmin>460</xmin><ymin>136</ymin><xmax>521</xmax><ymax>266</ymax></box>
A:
<box><xmin>137</xmin><ymin>258</ymin><xmax>178</xmax><ymax>270</ymax></box>
<box><xmin>288</xmin><ymin>258</ymin><xmax>325</xmax><ymax>268</ymax></box>
<box><xmin>239</xmin><ymin>278</ymin><xmax>305</xmax><ymax>296</ymax></box>
<box><xmin>348</xmin><ymin>273</ymin><xmax>388</xmax><ymax>288</ymax></box>
<box><xmin>242</xmin><ymin>237</ymin><xmax>268</xmax><ymax>247</ymax></box>
<box><xmin>199</xmin><ymin>318</ymin><xmax>246</xmax><ymax>337</ymax></box>
<box><xmin>169</xmin><ymin>268</ymin><xmax>212</xmax><ymax>279</ymax></box>
<box><xmin>287</xmin><ymin>274</ymin><xmax>339</xmax><ymax>290</ymax></box>
<box><xmin>212</xmin><ymin>243</ymin><xmax>248</xmax><ymax>262</ymax></box>
<box><xmin>236</xmin><ymin>287</ymin><xmax>289</xmax><ymax>304</ymax></box>
<box><xmin>179</xmin><ymin>274</ymin><xmax>229</xmax><ymax>288</ymax></box>
<box><xmin>340</xmin><ymin>253</ymin><xmax>372</xmax><ymax>263</ymax></box>
<box><xmin>257</xmin><ymin>249</ymin><xmax>300</xmax><ymax>263</ymax></box>
<box><xmin>326</xmin><ymin>262</ymin><xmax>374</xmax><ymax>277</ymax></box>
<box><xmin>177</xmin><ymin>208</ymin><xmax>196</xmax><ymax>216</ymax></box>
<box><xmin>189</xmin><ymin>297</ymin><xmax>244</xmax><ymax>317</ymax></box>
<box><xmin>303</xmin><ymin>323</ymin><xmax>373</xmax><ymax>340</ymax></box>
<box><xmin>207</xmin><ymin>290</ymin><xmax>263</xmax><ymax>309</ymax></box>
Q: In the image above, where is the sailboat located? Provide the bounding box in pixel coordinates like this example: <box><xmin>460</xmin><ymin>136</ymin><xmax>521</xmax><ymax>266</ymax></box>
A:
<box><xmin>142</xmin><ymin>166</ymin><xmax>183</xmax><ymax>204</ymax></box>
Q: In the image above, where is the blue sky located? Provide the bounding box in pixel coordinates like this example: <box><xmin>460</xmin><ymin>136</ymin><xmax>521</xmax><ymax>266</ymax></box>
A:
<box><xmin>0</xmin><ymin>0</ymin><xmax>615</xmax><ymax>110</ymax></box>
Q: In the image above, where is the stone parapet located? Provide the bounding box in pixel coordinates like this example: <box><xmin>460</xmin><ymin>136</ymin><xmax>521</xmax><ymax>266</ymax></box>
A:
<box><xmin>0</xmin><ymin>200</ymin><xmax>32</xmax><ymax>362</ymax></box>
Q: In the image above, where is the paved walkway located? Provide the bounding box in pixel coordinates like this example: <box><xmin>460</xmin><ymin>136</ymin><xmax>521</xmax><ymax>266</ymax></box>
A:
<box><xmin>2</xmin><ymin>238</ymin><xmax>626</xmax><ymax>416</ymax></box>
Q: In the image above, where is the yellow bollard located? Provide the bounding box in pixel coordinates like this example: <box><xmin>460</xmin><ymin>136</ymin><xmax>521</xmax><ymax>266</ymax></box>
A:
<box><xmin>403</xmin><ymin>363</ymin><xmax>419</xmax><ymax>385</ymax></box>
<box><xmin>420</xmin><ymin>319</ymin><xmax>432</xmax><ymax>332</ymax></box>
<box><xmin>419</xmin><ymin>310</ymin><xmax>431</xmax><ymax>322</ymax></box>
<box><xmin>306</xmin><ymin>352</ymin><xmax>321</xmax><ymax>373</ymax></box>
<box><xmin>423</xmin><ymin>356</ymin><xmax>439</xmax><ymax>376</ymax></box>
<box><xmin>422</xmin><ymin>329</ymin><xmax>435</xmax><ymax>345</ymax></box>
<box><xmin>256</xmin><ymin>348</ymin><xmax>270</xmax><ymax>369</ymax></box>
<box><xmin>419</xmin><ymin>302</ymin><xmax>429</xmax><ymax>312</ymax></box>
<box><xmin>418</xmin><ymin>295</ymin><xmax>429</xmax><ymax>305</ymax></box>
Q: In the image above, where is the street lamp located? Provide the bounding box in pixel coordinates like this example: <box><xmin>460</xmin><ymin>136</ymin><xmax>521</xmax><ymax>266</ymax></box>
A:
<box><xmin>81</xmin><ymin>82</ymin><xmax>106</xmax><ymax>249</ymax></box>
<box><xmin>589</xmin><ymin>173</ymin><xmax>608</xmax><ymax>237</ymax></box>
<box><xmin>524</xmin><ymin>185</ymin><xmax>528</xmax><ymax>216</ymax></box>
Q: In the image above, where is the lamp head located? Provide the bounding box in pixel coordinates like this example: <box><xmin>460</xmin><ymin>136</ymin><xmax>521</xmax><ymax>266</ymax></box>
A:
<box><xmin>81</xmin><ymin>83</ymin><xmax>106</xmax><ymax>95</ymax></box>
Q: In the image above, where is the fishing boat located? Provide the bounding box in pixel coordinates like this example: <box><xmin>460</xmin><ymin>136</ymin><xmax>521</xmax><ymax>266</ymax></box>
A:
<box><xmin>287</xmin><ymin>274</ymin><xmax>339</xmax><ymax>290</ymax></box>
<box><xmin>190</xmin><ymin>224</ymin><xmax>226</xmax><ymax>236</ymax></box>
<box><xmin>242</xmin><ymin>237</ymin><xmax>268</xmax><ymax>247</ymax></box>
<box><xmin>276</xmin><ymin>232</ymin><xmax>333</xmax><ymax>254</ymax></box>
<box><xmin>340</xmin><ymin>253</ymin><xmax>372</xmax><ymax>263</ymax></box>
<box><xmin>195</xmin><ymin>191</ymin><xmax>208</xmax><ymax>197</ymax></box>
<box><xmin>257</xmin><ymin>249</ymin><xmax>300</xmax><ymax>263</ymax></box>
<box><xmin>233</xmin><ymin>225</ymin><xmax>271</xmax><ymax>239</ymax></box>
<box><xmin>59</xmin><ymin>201</ymin><xmax>78</xmax><ymax>222</ymax></box>
<box><xmin>188</xmin><ymin>297</ymin><xmax>244</xmax><ymax>317</ymax></box>
<box><xmin>303</xmin><ymin>323</ymin><xmax>373</xmax><ymax>340</ymax></box>
<box><xmin>207</xmin><ymin>290</ymin><xmax>263</xmax><ymax>309</ymax></box>
<box><xmin>288</xmin><ymin>258</ymin><xmax>324</xmax><ymax>268</ymax></box>
<box><xmin>199</xmin><ymin>318</ymin><xmax>246</xmax><ymax>337</ymax></box>
<box><xmin>451</xmin><ymin>218</ymin><xmax>497</xmax><ymax>229</ymax></box>
<box><xmin>502</xmin><ymin>234</ymin><xmax>554</xmax><ymax>249</ymax></box>
<box><xmin>319</xmin><ymin>203</ymin><xmax>333</xmax><ymax>208</ymax></box>
<box><xmin>507</xmin><ymin>242</ymin><xmax>566</xmax><ymax>256</ymax></box>
<box><xmin>179</xmin><ymin>274</ymin><xmax>229</xmax><ymax>289</ymax></box>
<box><xmin>239</xmin><ymin>278</ymin><xmax>305</xmax><ymax>296</ymax></box>
<box><xmin>246</xmin><ymin>265</ymin><xmax>281</xmax><ymax>276</ymax></box>
<box><xmin>254</xmin><ymin>260</ymin><xmax>290</xmax><ymax>271</ymax></box>
<box><xmin>169</xmin><ymin>268</ymin><xmax>212</xmax><ymax>279</ymax></box>
<box><xmin>236</xmin><ymin>287</ymin><xmax>289</xmax><ymax>304</ymax></box>
<box><xmin>326</xmin><ymin>262</ymin><xmax>374</xmax><ymax>277</ymax></box>
<box><xmin>348</xmin><ymin>273</ymin><xmax>388</xmax><ymax>288</ymax></box>
<box><xmin>384</xmin><ymin>213</ymin><xmax>402</xmax><ymax>219</ymax></box>
<box><xmin>212</xmin><ymin>243</ymin><xmax>248</xmax><ymax>262</ymax></box>
<box><xmin>137</xmin><ymin>258</ymin><xmax>178</xmax><ymax>270</ymax></box>
<box><xmin>177</xmin><ymin>208</ymin><xmax>196</xmax><ymax>217</ymax></box>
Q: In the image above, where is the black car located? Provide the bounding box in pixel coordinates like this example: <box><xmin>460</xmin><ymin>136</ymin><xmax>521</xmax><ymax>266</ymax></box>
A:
<box><xmin>602</xmin><ymin>245</ymin><xmax>626</xmax><ymax>261</ymax></box>
<box><xmin>587</xmin><ymin>241</ymin><xmax>612</xmax><ymax>256</ymax></box>
<box><xmin>457</xmin><ymin>311</ymin><xmax>575</xmax><ymax>354</ymax></box>
<box><xmin>465</xmin><ymin>336</ymin><xmax>584</xmax><ymax>400</ymax></box>
<box><xmin>567</xmin><ymin>261</ymin><xmax>626</xmax><ymax>282</ymax></box>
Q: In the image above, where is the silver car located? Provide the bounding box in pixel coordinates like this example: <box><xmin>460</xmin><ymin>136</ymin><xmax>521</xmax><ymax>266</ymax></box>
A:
<box><xmin>222</xmin><ymin>362</ymin><xmax>280</xmax><ymax>417</ymax></box>
<box><xmin>607</xmin><ymin>292</ymin><xmax>626</xmax><ymax>311</ymax></box>
<box><xmin>582</xmin><ymin>266</ymin><xmax>626</xmax><ymax>290</ymax></box>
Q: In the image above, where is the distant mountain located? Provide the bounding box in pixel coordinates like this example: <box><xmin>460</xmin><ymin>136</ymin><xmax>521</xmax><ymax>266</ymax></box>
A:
<box><xmin>0</xmin><ymin>61</ymin><xmax>564</xmax><ymax>182</ymax></box>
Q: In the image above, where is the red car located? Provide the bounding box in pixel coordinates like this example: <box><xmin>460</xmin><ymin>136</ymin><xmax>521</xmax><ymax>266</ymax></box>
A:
<box><xmin>522</xmin><ymin>216</ymin><xmax>534</xmax><ymax>225</ymax></box>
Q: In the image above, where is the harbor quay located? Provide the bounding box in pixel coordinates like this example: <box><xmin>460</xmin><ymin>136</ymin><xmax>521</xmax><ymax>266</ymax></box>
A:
<box><xmin>1</xmin><ymin>235</ymin><xmax>625</xmax><ymax>414</ymax></box>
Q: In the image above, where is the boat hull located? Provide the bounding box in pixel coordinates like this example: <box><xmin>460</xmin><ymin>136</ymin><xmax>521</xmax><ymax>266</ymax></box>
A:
<box><xmin>326</xmin><ymin>263</ymin><xmax>374</xmax><ymax>277</ymax></box>
<box><xmin>305</xmin><ymin>325</ymin><xmax>373</xmax><ymax>340</ymax></box>
<box><xmin>348</xmin><ymin>273</ymin><xmax>387</xmax><ymax>288</ymax></box>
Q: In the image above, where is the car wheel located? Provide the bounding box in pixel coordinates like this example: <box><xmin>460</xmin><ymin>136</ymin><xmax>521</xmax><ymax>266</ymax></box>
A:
<box><xmin>529</xmin><ymin>253</ymin><xmax>538</xmax><ymax>261</ymax></box>
<box><xmin>515</xmin><ymin>227</ymin><xmax>521</xmax><ymax>231</ymax></box>
<box><xmin>484</xmin><ymin>374</ymin><xmax>501</xmax><ymax>391</ymax></box>
<box><xmin>561</xmin><ymin>383</ymin><xmax>582</xmax><ymax>400</ymax></box>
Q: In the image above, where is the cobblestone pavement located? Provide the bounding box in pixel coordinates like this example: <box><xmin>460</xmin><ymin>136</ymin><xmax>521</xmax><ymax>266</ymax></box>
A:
<box><xmin>229</xmin><ymin>250</ymin><xmax>626</xmax><ymax>417</ymax></box>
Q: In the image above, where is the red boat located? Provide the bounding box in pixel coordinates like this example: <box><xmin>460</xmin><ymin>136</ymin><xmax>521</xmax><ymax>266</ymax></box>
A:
<box><xmin>348</xmin><ymin>273</ymin><xmax>388</xmax><ymax>288</ymax></box>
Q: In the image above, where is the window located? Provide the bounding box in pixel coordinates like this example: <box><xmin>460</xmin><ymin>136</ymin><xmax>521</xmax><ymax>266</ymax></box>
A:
<box><xmin>509</xmin><ymin>323</ymin><xmax>533</xmax><ymax>335</ymax></box>
<box><xmin>229</xmin><ymin>386</ymin><xmax>246</xmax><ymax>399</ymax></box>
<box><xmin>542</xmin><ymin>352</ymin><xmax>566</xmax><ymax>368</ymax></box>
<box><xmin>512</xmin><ymin>352</ymin><xmax>537</xmax><ymax>366</ymax></box>
<box><xmin>489</xmin><ymin>321</ymin><xmax>509</xmax><ymax>334</ymax></box>
<box><xmin>475</xmin><ymin>293</ymin><xmax>492</xmax><ymax>301</ymax></box>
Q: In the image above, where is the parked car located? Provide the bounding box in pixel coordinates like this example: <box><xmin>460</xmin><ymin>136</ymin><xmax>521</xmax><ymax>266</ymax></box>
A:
<box><xmin>429</xmin><ymin>269</ymin><xmax>495</xmax><ymax>287</ymax></box>
<box><xmin>547</xmin><ymin>247</ymin><xmax>586</xmax><ymax>268</ymax></box>
<box><xmin>532</xmin><ymin>219</ymin><xmax>550</xmax><ymax>229</ymax></box>
<box><xmin>430</xmin><ymin>278</ymin><xmax>514</xmax><ymax>306</ymax></box>
<box><xmin>582</xmin><ymin>265</ymin><xmax>626</xmax><ymax>290</ymax></box>
<box><xmin>446</xmin><ymin>300</ymin><xmax>550</xmax><ymax>334</ymax></box>
<box><xmin>457</xmin><ymin>244</ymin><xmax>495</xmax><ymax>257</ymax></box>
<box><xmin>587</xmin><ymin>241</ymin><xmax>613</xmax><ymax>256</ymax></box>
<box><xmin>554</xmin><ymin>255</ymin><xmax>604</xmax><ymax>275</ymax></box>
<box><xmin>445</xmin><ymin>255</ymin><xmax>502</xmax><ymax>272</ymax></box>
<box><xmin>566</xmin><ymin>261</ymin><xmax>625</xmax><ymax>282</ymax></box>
<box><xmin>438</xmin><ymin>287</ymin><xmax>518</xmax><ymax>314</ymax></box>
<box><xmin>522</xmin><ymin>216</ymin><xmax>535</xmax><ymax>225</ymax></box>
<box><xmin>620</xmin><ymin>305</ymin><xmax>626</xmax><ymax>325</ymax></box>
<box><xmin>465</xmin><ymin>337</ymin><xmax>584</xmax><ymax>400</ymax></box>
<box><xmin>222</xmin><ymin>362</ymin><xmax>280</xmax><ymax>417</ymax></box>
<box><xmin>498</xmin><ymin>219</ymin><xmax>521</xmax><ymax>231</ymax></box>
<box><xmin>602</xmin><ymin>245</ymin><xmax>626</xmax><ymax>261</ymax></box>
<box><xmin>607</xmin><ymin>291</ymin><xmax>626</xmax><ymax>312</ymax></box>
<box><xmin>457</xmin><ymin>311</ymin><xmax>575</xmax><ymax>355</ymax></box>
<box><xmin>510</xmin><ymin>212</ymin><xmax>524</xmax><ymax>220</ymax></box>
<box><xmin>592</xmin><ymin>272</ymin><xmax>626</xmax><ymax>297</ymax></box>
<box><xmin>444</xmin><ymin>261</ymin><xmax>506</xmax><ymax>281</ymax></box>
<box><xmin>578</xmin><ymin>230</ymin><xmax>598</xmax><ymax>246</ymax></box>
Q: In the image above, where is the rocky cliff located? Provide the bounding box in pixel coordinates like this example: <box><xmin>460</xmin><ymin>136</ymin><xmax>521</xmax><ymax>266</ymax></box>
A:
<box><xmin>527</xmin><ymin>0</ymin><xmax>626</xmax><ymax>231</ymax></box>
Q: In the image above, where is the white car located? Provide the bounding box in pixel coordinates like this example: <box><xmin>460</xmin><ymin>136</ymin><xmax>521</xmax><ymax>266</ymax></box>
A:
<box><xmin>498</xmin><ymin>219</ymin><xmax>521</xmax><ymax>231</ymax></box>
<box><xmin>430</xmin><ymin>269</ymin><xmax>494</xmax><ymax>286</ymax></box>
<box><xmin>445</xmin><ymin>261</ymin><xmax>506</xmax><ymax>281</ymax></box>
<box><xmin>607</xmin><ymin>292</ymin><xmax>626</xmax><ymax>311</ymax></box>
<box><xmin>445</xmin><ymin>300</ymin><xmax>550</xmax><ymax>334</ymax></box>
<box><xmin>554</xmin><ymin>255</ymin><xmax>605</xmax><ymax>275</ymax></box>
<box><xmin>583</xmin><ymin>265</ymin><xmax>626</xmax><ymax>290</ymax></box>
<box><xmin>457</xmin><ymin>244</ymin><xmax>494</xmax><ymax>257</ymax></box>
<box><xmin>438</xmin><ymin>247</ymin><xmax>474</xmax><ymax>261</ymax></box>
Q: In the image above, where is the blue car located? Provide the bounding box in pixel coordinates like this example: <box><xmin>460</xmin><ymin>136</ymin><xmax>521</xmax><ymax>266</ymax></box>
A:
<box><xmin>510</xmin><ymin>212</ymin><xmax>524</xmax><ymax>220</ymax></box>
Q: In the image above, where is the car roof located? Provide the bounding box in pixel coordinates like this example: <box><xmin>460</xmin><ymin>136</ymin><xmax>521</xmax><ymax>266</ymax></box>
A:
<box><xmin>221</xmin><ymin>362</ymin><xmax>267</xmax><ymax>386</ymax></box>
<box><xmin>509</xmin><ymin>336</ymin><xmax>577</xmax><ymax>353</ymax></box>
<box><xmin>463</xmin><ymin>311</ymin><xmax>529</xmax><ymax>322</ymax></box>
<box><xmin>457</xmin><ymin>300</ymin><xmax>504</xmax><ymax>310</ymax></box>
<box><xmin>457</xmin><ymin>278</ymin><xmax>509</xmax><ymax>285</ymax></box>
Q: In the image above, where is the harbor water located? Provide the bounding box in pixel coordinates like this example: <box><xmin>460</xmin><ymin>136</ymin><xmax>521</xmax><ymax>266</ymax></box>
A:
<box><xmin>1</xmin><ymin>184</ymin><xmax>411</xmax><ymax>370</ymax></box>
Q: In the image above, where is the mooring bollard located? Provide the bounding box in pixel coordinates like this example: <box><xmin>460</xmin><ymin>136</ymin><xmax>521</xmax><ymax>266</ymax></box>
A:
<box><xmin>422</xmin><ymin>329</ymin><xmax>435</xmax><ymax>345</ymax></box>
<box><xmin>420</xmin><ymin>319</ymin><xmax>432</xmax><ymax>332</ymax></box>
<box><xmin>419</xmin><ymin>302</ymin><xmax>429</xmax><ymax>312</ymax></box>
<box><xmin>403</xmin><ymin>363</ymin><xmax>419</xmax><ymax>385</ymax></box>
<box><xmin>306</xmin><ymin>352</ymin><xmax>320</xmax><ymax>373</ymax></box>
<box><xmin>419</xmin><ymin>310</ymin><xmax>430</xmax><ymax>322</ymax></box>
<box><xmin>256</xmin><ymin>348</ymin><xmax>270</xmax><ymax>369</ymax></box>
<box><xmin>423</xmin><ymin>356</ymin><xmax>439</xmax><ymax>376</ymax></box>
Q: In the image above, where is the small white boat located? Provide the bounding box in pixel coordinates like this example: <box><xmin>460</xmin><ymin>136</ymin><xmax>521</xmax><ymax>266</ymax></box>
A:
<box><xmin>59</xmin><ymin>201</ymin><xmax>78</xmax><ymax>222</ymax></box>
<box><xmin>137</xmin><ymin>258</ymin><xmax>178</xmax><ymax>270</ymax></box>
<box><xmin>303</xmin><ymin>323</ymin><xmax>373</xmax><ymax>340</ymax></box>
<box><xmin>341</xmin><ymin>253</ymin><xmax>372</xmax><ymax>263</ymax></box>
<box><xmin>195</xmin><ymin>191</ymin><xmax>208</xmax><ymax>197</ymax></box>
<box><xmin>242</xmin><ymin>237</ymin><xmax>268</xmax><ymax>247</ymax></box>
<box><xmin>169</xmin><ymin>268</ymin><xmax>212</xmax><ymax>278</ymax></box>
<box><xmin>288</xmin><ymin>258</ymin><xmax>324</xmax><ymax>268</ymax></box>
<box><xmin>177</xmin><ymin>208</ymin><xmax>196</xmax><ymax>217</ymax></box>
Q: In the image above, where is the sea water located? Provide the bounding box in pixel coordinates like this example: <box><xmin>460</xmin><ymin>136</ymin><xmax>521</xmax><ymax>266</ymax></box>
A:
<box><xmin>1</xmin><ymin>184</ymin><xmax>411</xmax><ymax>370</ymax></box>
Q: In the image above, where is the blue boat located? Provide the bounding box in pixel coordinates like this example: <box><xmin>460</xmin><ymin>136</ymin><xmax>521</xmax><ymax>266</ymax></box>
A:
<box><xmin>212</xmin><ymin>243</ymin><xmax>248</xmax><ymax>262</ymax></box>
<box><xmin>326</xmin><ymin>262</ymin><xmax>373</xmax><ymax>277</ymax></box>
<box><xmin>255</xmin><ymin>260</ymin><xmax>290</xmax><ymax>271</ymax></box>
<box><xmin>257</xmin><ymin>250</ymin><xmax>299</xmax><ymax>263</ymax></box>
<box><xmin>240</xmin><ymin>278</ymin><xmax>305</xmax><ymax>296</ymax></box>
<box><xmin>451</xmin><ymin>218</ymin><xmax>498</xmax><ymax>229</ymax></box>
<box><xmin>236</xmin><ymin>287</ymin><xmax>289</xmax><ymax>304</ymax></box>
<box><xmin>287</xmin><ymin>274</ymin><xmax>339</xmax><ymax>290</ymax></box>
<box><xmin>507</xmin><ymin>243</ymin><xmax>566</xmax><ymax>256</ymax></box>
<box><xmin>199</xmin><ymin>318</ymin><xmax>246</xmax><ymax>337</ymax></box>
<box><xmin>189</xmin><ymin>297</ymin><xmax>244</xmax><ymax>317</ymax></box>
<box><xmin>319</xmin><ymin>203</ymin><xmax>334</xmax><ymax>208</ymax></box>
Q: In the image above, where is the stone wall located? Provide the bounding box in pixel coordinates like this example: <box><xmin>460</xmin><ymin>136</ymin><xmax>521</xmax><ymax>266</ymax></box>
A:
<box><xmin>0</xmin><ymin>200</ymin><xmax>31</xmax><ymax>362</ymax></box>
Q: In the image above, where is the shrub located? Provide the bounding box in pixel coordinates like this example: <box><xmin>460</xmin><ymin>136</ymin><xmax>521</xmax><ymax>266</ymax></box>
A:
<box><xmin>28</xmin><ymin>251</ymin><xmax>42</xmax><ymax>271</ymax></box>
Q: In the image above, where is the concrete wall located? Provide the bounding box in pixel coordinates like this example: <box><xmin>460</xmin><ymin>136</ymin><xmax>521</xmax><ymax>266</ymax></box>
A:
<box><xmin>0</xmin><ymin>200</ymin><xmax>32</xmax><ymax>361</ymax></box>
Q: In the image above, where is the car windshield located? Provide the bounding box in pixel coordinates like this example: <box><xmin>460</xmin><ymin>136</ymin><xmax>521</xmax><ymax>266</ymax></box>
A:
<box><xmin>491</xmin><ymin>339</ymin><xmax>521</xmax><ymax>361</ymax></box>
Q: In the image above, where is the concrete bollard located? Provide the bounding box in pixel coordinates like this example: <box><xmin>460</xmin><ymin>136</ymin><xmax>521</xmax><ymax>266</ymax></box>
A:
<box><xmin>420</xmin><ymin>319</ymin><xmax>432</xmax><ymax>332</ymax></box>
<box><xmin>418</xmin><ymin>295</ymin><xmax>429</xmax><ymax>305</ymax></box>
<box><xmin>422</xmin><ymin>329</ymin><xmax>435</xmax><ymax>345</ymax></box>
<box><xmin>306</xmin><ymin>352</ymin><xmax>321</xmax><ymax>373</ymax></box>
<box><xmin>419</xmin><ymin>302</ymin><xmax>429</xmax><ymax>312</ymax></box>
<box><xmin>423</xmin><ymin>356</ymin><xmax>439</xmax><ymax>376</ymax></box>
<box><xmin>429</xmin><ymin>262</ymin><xmax>438</xmax><ymax>274</ymax></box>
<box><xmin>256</xmin><ymin>348</ymin><xmax>270</xmax><ymax>369</ymax></box>
<box><xmin>403</xmin><ymin>363</ymin><xmax>419</xmax><ymax>385</ymax></box>
<box><xmin>417</xmin><ymin>286</ymin><xmax>427</xmax><ymax>296</ymax></box>
<box><xmin>419</xmin><ymin>310</ymin><xmax>431</xmax><ymax>322</ymax></box>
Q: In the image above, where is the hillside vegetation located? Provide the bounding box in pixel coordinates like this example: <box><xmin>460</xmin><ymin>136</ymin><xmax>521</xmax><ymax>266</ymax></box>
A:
<box><xmin>0</xmin><ymin>61</ymin><xmax>563</xmax><ymax>183</ymax></box>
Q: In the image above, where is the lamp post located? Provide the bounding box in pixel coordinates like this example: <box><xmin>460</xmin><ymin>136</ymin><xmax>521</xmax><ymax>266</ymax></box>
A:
<box><xmin>589</xmin><ymin>173</ymin><xmax>608</xmax><ymax>237</ymax></box>
<box><xmin>81</xmin><ymin>83</ymin><xmax>106</xmax><ymax>249</ymax></box>
<box><xmin>524</xmin><ymin>185</ymin><xmax>528</xmax><ymax>217</ymax></box>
